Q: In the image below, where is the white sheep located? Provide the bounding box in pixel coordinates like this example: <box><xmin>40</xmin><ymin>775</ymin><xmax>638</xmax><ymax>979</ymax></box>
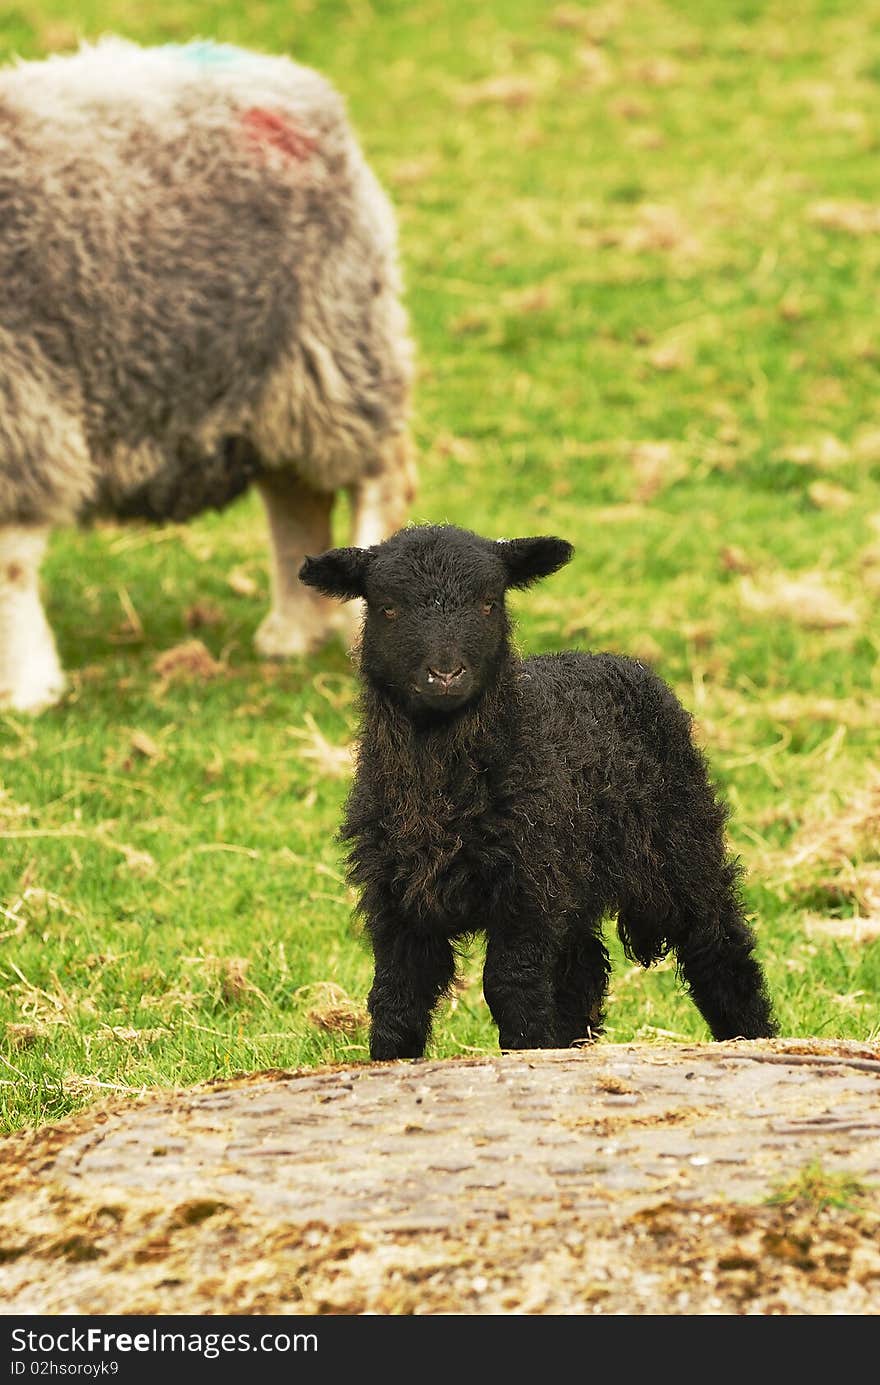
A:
<box><xmin>0</xmin><ymin>38</ymin><xmax>415</xmax><ymax>710</ymax></box>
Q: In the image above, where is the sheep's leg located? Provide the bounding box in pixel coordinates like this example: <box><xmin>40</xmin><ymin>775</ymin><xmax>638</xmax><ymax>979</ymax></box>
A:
<box><xmin>348</xmin><ymin>433</ymin><xmax>416</xmax><ymax>549</ymax></box>
<box><xmin>553</xmin><ymin>922</ymin><xmax>610</xmax><ymax>1047</ymax></box>
<box><xmin>620</xmin><ymin>815</ymin><xmax>778</xmax><ymax>1040</ymax></box>
<box><xmin>254</xmin><ymin>470</ymin><xmax>347</xmax><ymax>657</ymax></box>
<box><xmin>483</xmin><ymin>928</ymin><xmax>557</xmax><ymax>1051</ymax></box>
<box><xmin>367</xmin><ymin>926</ymin><xmax>456</xmax><ymax>1061</ymax></box>
<box><xmin>0</xmin><ymin>526</ymin><xmax>65</xmax><ymax>713</ymax></box>
<box><xmin>673</xmin><ymin>890</ymin><xmax>778</xmax><ymax>1040</ymax></box>
<box><xmin>342</xmin><ymin>432</ymin><xmax>417</xmax><ymax>646</ymax></box>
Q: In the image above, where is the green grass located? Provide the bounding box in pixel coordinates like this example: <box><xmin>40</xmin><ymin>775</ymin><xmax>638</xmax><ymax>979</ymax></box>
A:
<box><xmin>767</xmin><ymin>1161</ymin><xmax>873</xmax><ymax>1213</ymax></box>
<box><xmin>2</xmin><ymin>0</ymin><xmax>880</xmax><ymax>1132</ymax></box>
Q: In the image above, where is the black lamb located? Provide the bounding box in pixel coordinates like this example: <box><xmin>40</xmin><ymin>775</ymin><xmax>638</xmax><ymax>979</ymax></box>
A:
<box><xmin>299</xmin><ymin>524</ymin><xmax>778</xmax><ymax>1059</ymax></box>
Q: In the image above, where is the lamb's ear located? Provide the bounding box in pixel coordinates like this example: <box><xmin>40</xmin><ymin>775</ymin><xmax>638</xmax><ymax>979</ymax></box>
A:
<box><xmin>497</xmin><ymin>536</ymin><xmax>573</xmax><ymax>589</ymax></box>
<box><xmin>298</xmin><ymin>546</ymin><xmax>373</xmax><ymax>601</ymax></box>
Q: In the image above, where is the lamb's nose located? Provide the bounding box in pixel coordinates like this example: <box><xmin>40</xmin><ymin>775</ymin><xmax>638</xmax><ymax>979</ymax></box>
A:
<box><xmin>426</xmin><ymin>665</ymin><xmax>466</xmax><ymax>692</ymax></box>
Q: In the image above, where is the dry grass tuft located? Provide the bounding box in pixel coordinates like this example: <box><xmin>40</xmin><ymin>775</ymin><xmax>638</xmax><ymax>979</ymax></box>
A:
<box><xmin>761</xmin><ymin>694</ymin><xmax>880</xmax><ymax>731</ymax></box>
<box><xmin>854</xmin><ymin>432</ymin><xmax>880</xmax><ymax>463</ymax></box>
<box><xmin>623</xmin><ymin>205</ymin><xmax>701</xmax><ymax>257</ymax></box>
<box><xmin>805</xmin><ymin>915</ymin><xmax>880</xmax><ymax>944</ymax></box>
<box><xmin>627</xmin><ymin>57</ymin><xmax>680</xmax><ymax>86</ymax></box>
<box><xmin>456</xmin><ymin>75</ymin><xmax>536</xmax><ymax>109</ymax></box>
<box><xmin>861</xmin><ymin>550</ymin><xmax>880</xmax><ymax>594</ymax></box>
<box><xmin>5</xmin><ymin>1022</ymin><xmax>44</xmax><ymax>1049</ymax></box>
<box><xmin>775</xmin><ymin>435</ymin><xmax>849</xmax><ymax>468</ymax></box>
<box><xmin>551</xmin><ymin>2</ymin><xmax>620</xmax><ymax>41</ymax></box>
<box><xmin>785</xmin><ymin>777</ymin><xmax>880</xmax><ymax>874</ymax></box>
<box><xmin>629</xmin><ymin>441</ymin><xmax>686</xmax><ymax>501</ymax></box>
<box><xmin>551</xmin><ymin>4</ymin><xmax>591</xmax><ymax>28</ymax></box>
<box><xmin>227</xmin><ymin>569</ymin><xmax>259</xmax><ymax>598</ymax></box>
<box><xmin>503</xmin><ymin>284</ymin><xmax>559</xmax><ymax>314</ymax></box>
<box><xmin>647</xmin><ymin>342</ymin><xmax>689</xmax><ymax>373</ymax></box>
<box><xmin>758</xmin><ymin>777</ymin><xmax>880</xmax><ymax>938</ymax></box>
<box><xmin>193</xmin><ymin>956</ymin><xmax>268</xmax><ymax>1008</ymax></box>
<box><xmin>298</xmin><ymin>983</ymin><xmax>368</xmax><ymax>1035</ymax></box>
<box><xmin>388</xmin><ymin>156</ymin><xmax>438</xmax><ymax>187</ymax></box>
<box><xmin>0</xmin><ymin>887</ymin><xmax>80</xmax><ymax>942</ymax></box>
<box><xmin>61</xmin><ymin>1074</ymin><xmax>146</xmax><ymax>1098</ymax></box>
<box><xmin>628</xmin><ymin>633</ymin><xmax>665</xmax><ymax>666</ymax></box>
<box><xmin>95</xmin><ymin>1026</ymin><xmax>172</xmax><ymax>1048</ymax></box>
<box><xmin>809</xmin><ymin>201</ymin><xmax>880</xmax><ymax>236</ymax></box>
<box><xmin>820</xmin><ymin>865</ymin><xmax>880</xmax><ymax>913</ymax></box>
<box><xmin>288</xmin><ymin>714</ymin><xmax>354</xmax><ymax>780</ymax></box>
<box><xmin>433</xmin><ymin>433</ymin><xmax>478</xmax><ymax>463</ymax></box>
<box><xmin>7</xmin><ymin>964</ymin><xmax>89</xmax><ymax>1030</ymax></box>
<box><xmin>718</xmin><ymin>544</ymin><xmax>754</xmax><ymax>575</ymax></box>
<box><xmin>152</xmin><ymin>641</ymin><xmax>224</xmax><ymax>684</ymax></box>
<box><xmin>574</xmin><ymin>45</ymin><xmax>613</xmax><ymax>87</ymax></box>
<box><xmin>185</xmin><ymin>600</ymin><xmax>224</xmax><ymax>631</ymax></box>
<box><xmin>807</xmin><ymin>481</ymin><xmax>854</xmax><ymax>512</ymax></box>
<box><xmin>128</xmin><ymin>730</ymin><xmax>161</xmax><ymax>761</ymax></box>
<box><xmin>115</xmin><ymin>844</ymin><xmax>157</xmax><ymax>877</ymax></box>
<box><xmin>738</xmin><ymin>572</ymin><xmax>859</xmax><ymax>629</ymax></box>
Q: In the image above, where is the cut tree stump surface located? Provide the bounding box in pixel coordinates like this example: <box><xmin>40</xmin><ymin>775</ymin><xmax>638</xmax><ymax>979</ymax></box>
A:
<box><xmin>2</xmin><ymin>1039</ymin><xmax>879</xmax><ymax>1314</ymax></box>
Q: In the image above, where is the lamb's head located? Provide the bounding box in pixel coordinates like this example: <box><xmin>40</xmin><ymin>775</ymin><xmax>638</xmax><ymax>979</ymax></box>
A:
<box><xmin>299</xmin><ymin>524</ymin><xmax>572</xmax><ymax>715</ymax></box>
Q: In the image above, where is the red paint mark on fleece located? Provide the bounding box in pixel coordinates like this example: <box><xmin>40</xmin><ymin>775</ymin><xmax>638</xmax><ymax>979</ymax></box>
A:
<box><xmin>241</xmin><ymin>107</ymin><xmax>318</xmax><ymax>162</ymax></box>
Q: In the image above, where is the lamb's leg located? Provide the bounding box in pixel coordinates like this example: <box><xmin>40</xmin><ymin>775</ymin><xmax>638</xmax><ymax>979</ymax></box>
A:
<box><xmin>254</xmin><ymin>470</ymin><xmax>347</xmax><ymax>657</ymax></box>
<box><xmin>368</xmin><ymin>924</ymin><xmax>456</xmax><ymax>1061</ymax></box>
<box><xmin>0</xmin><ymin>526</ymin><xmax>65</xmax><ymax>713</ymax></box>
<box><xmin>553</xmin><ymin>921</ymin><xmax>610</xmax><ymax>1047</ymax></box>
<box><xmin>674</xmin><ymin>879</ymin><xmax>778</xmax><ymax>1040</ymax></box>
<box><xmin>341</xmin><ymin>432</ymin><xmax>417</xmax><ymax>647</ymax></box>
<box><xmin>483</xmin><ymin>927</ymin><xmax>557</xmax><ymax>1050</ymax></box>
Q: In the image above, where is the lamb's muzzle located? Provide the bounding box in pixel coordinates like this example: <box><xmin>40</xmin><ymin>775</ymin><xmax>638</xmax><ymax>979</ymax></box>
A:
<box><xmin>426</xmin><ymin>666</ymin><xmax>466</xmax><ymax>689</ymax></box>
<box><xmin>422</xmin><ymin>664</ymin><xmax>469</xmax><ymax>705</ymax></box>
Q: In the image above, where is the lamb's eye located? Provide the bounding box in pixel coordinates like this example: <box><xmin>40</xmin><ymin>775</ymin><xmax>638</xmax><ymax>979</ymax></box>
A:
<box><xmin>382</xmin><ymin>606</ymin><xmax>398</xmax><ymax>621</ymax></box>
<box><xmin>482</xmin><ymin>599</ymin><xmax>497</xmax><ymax>616</ymax></box>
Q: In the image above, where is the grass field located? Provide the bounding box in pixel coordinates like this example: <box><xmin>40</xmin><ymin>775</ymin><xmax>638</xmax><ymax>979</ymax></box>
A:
<box><xmin>1</xmin><ymin>0</ymin><xmax>879</xmax><ymax>1133</ymax></box>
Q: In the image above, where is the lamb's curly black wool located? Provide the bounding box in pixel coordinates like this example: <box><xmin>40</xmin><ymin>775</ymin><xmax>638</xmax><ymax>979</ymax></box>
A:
<box><xmin>300</xmin><ymin>524</ymin><xmax>778</xmax><ymax>1059</ymax></box>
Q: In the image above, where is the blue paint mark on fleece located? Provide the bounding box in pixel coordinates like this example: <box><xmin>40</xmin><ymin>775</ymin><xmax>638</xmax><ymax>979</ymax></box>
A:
<box><xmin>161</xmin><ymin>41</ymin><xmax>257</xmax><ymax>68</ymax></box>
